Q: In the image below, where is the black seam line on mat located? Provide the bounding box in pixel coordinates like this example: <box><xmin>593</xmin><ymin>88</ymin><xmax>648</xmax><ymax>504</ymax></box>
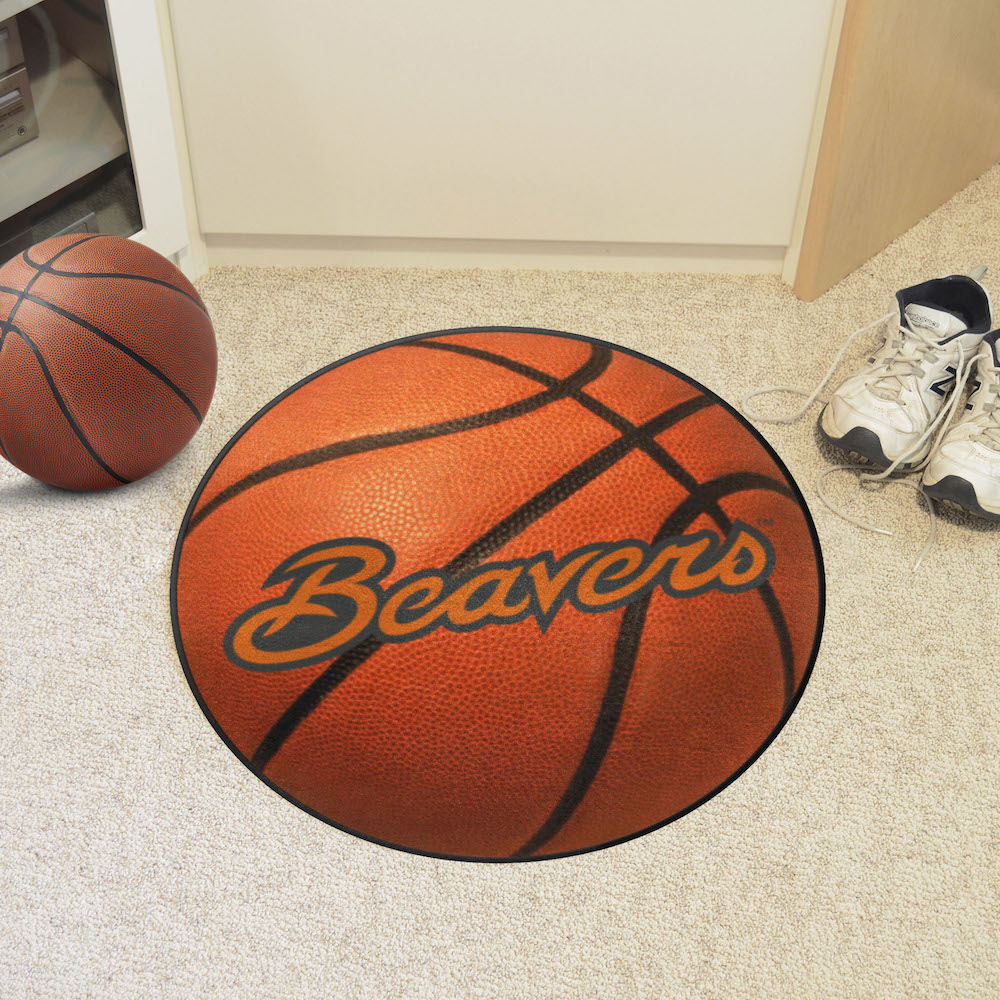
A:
<box><xmin>419</xmin><ymin>341</ymin><xmax>722</xmax><ymax>489</ymax></box>
<box><xmin>9</xmin><ymin>325</ymin><xmax>129</xmax><ymax>483</ymax></box>
<box><xmin>22</xmin><ymin>247</ymin><xmax>209</xmax><ymax>315</ymax></box>
<box><xmin>636</xmin><ymin>441</ymin><xmax>794</xmax><ymax>710</ymax></box>
<box><xmin>248</xmin><ymin>394</ymin><xmax>715</xmax><ymax>771</ymax></box>
<box><xmin>419</xmin><ymin>341</ymin><xmax>797</xmax><ymax>838</ymax></box>
<box><xmin>0</xmin><ymin>284</ymin><xmax>203</xmax><ymax>423</ymax></box>
<box><xmin>415</xmin><ymin>339</ymin><xmax>797</xmax><ymax>711</ymax></box>
<box><xmin>185</xmin><ymin>344</ymin><xmax>615</xmax><ymax>534</ymax></box>
<box><xmin>512</xmin><ymin>471</ymin><xmax>795</xmax><ymax>858</ymax></box>
<box><xmin>4</xmin><ymin>235</ymin><xmax>100</xmax><ymax>329</ymax></box>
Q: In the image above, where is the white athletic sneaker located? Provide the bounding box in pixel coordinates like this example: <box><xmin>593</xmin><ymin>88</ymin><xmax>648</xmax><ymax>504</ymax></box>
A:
<box><xmin>818</xmin><ymin>275</ymin><xmax>993</xmax><ymax>470</ymax></box>
<box><xmin>922</xmin><ymin>330</ymin><xmax>1000</xmax><ymax>520</ymax></box>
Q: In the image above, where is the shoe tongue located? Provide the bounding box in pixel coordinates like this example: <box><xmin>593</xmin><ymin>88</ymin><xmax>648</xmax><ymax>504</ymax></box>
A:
<box><xmin>904</xmin><ymin>303</ymin><xmax>967</xmax><ymax>339</ymax></box>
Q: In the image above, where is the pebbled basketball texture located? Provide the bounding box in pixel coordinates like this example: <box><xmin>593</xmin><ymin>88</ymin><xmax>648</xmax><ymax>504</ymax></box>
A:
<box><xmin>0</xmin><ymin>234</ymin><xmax>217</xmax><ymax>490</ymax></box>
<box><xmin>172</xmin><ymin>328</ymin><xmax>824</xmax><ymax>861</ymax></box>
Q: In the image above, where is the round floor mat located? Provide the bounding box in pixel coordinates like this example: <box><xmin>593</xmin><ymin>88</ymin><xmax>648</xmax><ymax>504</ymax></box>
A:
<box><xmin>171</xmin><ymin>327</ymin><xmax>824</xmax><ymax>861</ymax></box>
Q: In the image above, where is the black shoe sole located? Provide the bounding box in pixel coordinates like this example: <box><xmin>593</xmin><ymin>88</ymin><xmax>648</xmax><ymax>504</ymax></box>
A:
<box><xmin>816</xmin><ymin>414</ymin><xmax>920</xmax><ymax>472</ymax></box>
<box><xmin>922</xmin><ymin>475</ymin><xmax>1000</xmax><ymax>522</ymax></box>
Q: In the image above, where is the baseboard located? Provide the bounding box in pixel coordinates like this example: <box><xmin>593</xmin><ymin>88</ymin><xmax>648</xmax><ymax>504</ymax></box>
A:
<box><xmin>203</xmin><ymin>234</ymin><xmax>785</xmax><ymax>274</ymax></box>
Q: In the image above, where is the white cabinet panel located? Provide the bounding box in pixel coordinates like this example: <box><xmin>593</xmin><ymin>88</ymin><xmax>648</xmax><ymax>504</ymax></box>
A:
<box><xmin>170</xmin><ymin>0</ymin><xmax>835</xmax><ymax>246</ymax></box>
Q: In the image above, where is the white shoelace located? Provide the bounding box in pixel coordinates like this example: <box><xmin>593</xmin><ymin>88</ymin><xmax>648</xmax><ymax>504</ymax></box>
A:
<box><xmin>742</xmin><ymin>310</ymin><xmax>895</xmax><ymax>426</ymax></box>
<box><xmin>742</xmin><ymin>311</ymin><xmax>974</xmax><ymax>570</ymax></box>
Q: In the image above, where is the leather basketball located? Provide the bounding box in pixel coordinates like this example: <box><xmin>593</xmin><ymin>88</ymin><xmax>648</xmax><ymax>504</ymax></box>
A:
<box><xmin>0</xmin><ymin>235</ymin><xmax>217</xmax><ymax>490</ymax></box>
<box><xmin>172</xmin><ymin>328</ymin><xmax>823</xmax><ymax>860</ymax></box>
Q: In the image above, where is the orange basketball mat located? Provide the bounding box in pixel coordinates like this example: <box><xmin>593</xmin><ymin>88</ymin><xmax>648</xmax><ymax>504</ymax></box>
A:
<box><xmin>171</xmin><ymin>328</ymin><xmax>824</xmax><ymax>861</ymax></box>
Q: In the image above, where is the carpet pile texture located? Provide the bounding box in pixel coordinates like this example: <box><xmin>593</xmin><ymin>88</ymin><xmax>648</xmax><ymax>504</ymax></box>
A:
<box><xmin>2</xmin><ymin>166</ymin><xmax>998</xmax><ymax>998</ymax></box>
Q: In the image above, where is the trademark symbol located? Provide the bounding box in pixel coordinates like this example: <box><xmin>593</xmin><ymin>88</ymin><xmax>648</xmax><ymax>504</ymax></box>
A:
<box><xmin>756</xmin><ymin>517</ymin><xmax>773</xmax><ymax>527</ymax></box>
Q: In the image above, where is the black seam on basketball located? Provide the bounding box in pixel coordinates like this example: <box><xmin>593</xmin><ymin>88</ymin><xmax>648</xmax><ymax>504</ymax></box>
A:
<box><xmin>439</xmin><ymin>396</ymin><xmax>714</xmax><ymax>573</ymax></box>
<box><xmin>418</xmin><ymin>341</ymin><xmax>798</xmax><ymax>712</ymax></box>
<box><xmin>420</xmin><ymin>343</ymin><xmax>797</xmax><ymax>765</ymax></box>
<box><xmin>409</xmin><ymin>338</ymin><xmax>579</xmax><ymax>388</ymax></box>
<box><xmin>22</xmin><ymin>246</ymin><xmax>208</xmax><ymax>314</ymax></box>
<box><xmin>9</xmin><ymin>324</ymin><xmax>128</xmax><ymax>484</ymax></box>
<box><xmin>4</xmin><ymin>233</ymin><xmax>124</xmax><ymax>477</ymax></box>
<box><xmin>754</xmin><ymin>584</ymin><xmax>795</xmax><ymax>706</ymax></box>
<box><xmin>513</xmin><ymin>471</ymin><xmax>795</xmax><ymax>857</ymax></box>
<box><xmin>5</xmin><ymin>236</ymin><xmax>99</xmax><ymax>330</ymax></box>
<box><xmin>420</xmin><ymin>347</ymin><xmax>797</xmax><ymax>853</ymax></box>
<box><xmin>2</xmin><ymin>236</ymin><xmax>137</xmax><ymax>468</ymax></box>
<box><xmin>514</xmin><ymin>573</ymin><xmax>654</xmax><ymax>858</ymax></box>
<box><xmin>248</xmin><ymin>394</ymin><xmax>715</xmax><ymax>771</ymax></box>
<box><xmin>397</xmin><ymin>346</ymin><xmax>796</xmax><ymax>847</ymax></box>
<box><xmin>414</xmin><ymin>339</ymin><xmax>639</xmax><ymax>435</ymax></box>
<box><xmin>639</xmin><ymin>453</ymin><xmax>795</xmax><ymax>710</ymax></box>
<box><xmin>0</xmin><ymin>283</ymin><xmax>204</xmax><ymax>423</ymax></box>
<box><xmin>186</xmin><ymin>338</ymin><xmax>642</xmax><ymax>533</ymax></box>
<box><xmin>185</xmin><ymin>344</ymin><xmax>615</xmax><ymax>534</ymax></box>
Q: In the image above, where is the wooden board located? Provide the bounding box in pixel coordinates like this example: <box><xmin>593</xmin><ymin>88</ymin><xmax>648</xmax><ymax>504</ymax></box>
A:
<box><xmin>793</xmin><ymin>0</ymin><xmax>1000</xmax><ymax>301</ymax></box>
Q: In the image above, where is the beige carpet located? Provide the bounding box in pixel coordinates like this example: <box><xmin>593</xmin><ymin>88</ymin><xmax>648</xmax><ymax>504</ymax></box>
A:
<box><xmin>3</xmin><ymin>166</ymin><xmax>1000</xmax><ymax>999</ymax></box>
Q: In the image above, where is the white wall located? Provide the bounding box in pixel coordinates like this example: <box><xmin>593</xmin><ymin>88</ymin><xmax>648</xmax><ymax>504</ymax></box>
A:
<box><xmin>168</xmin><ymin>0</ymin><xmax>836</xmax><ymax>268</ymax></box>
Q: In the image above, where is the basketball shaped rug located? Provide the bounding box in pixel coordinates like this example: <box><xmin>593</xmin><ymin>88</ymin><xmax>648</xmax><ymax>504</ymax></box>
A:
<box><xmin>171</xmin><ymin>328</ymin><xmax>824</xmax><ymax>861</ymax></box>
